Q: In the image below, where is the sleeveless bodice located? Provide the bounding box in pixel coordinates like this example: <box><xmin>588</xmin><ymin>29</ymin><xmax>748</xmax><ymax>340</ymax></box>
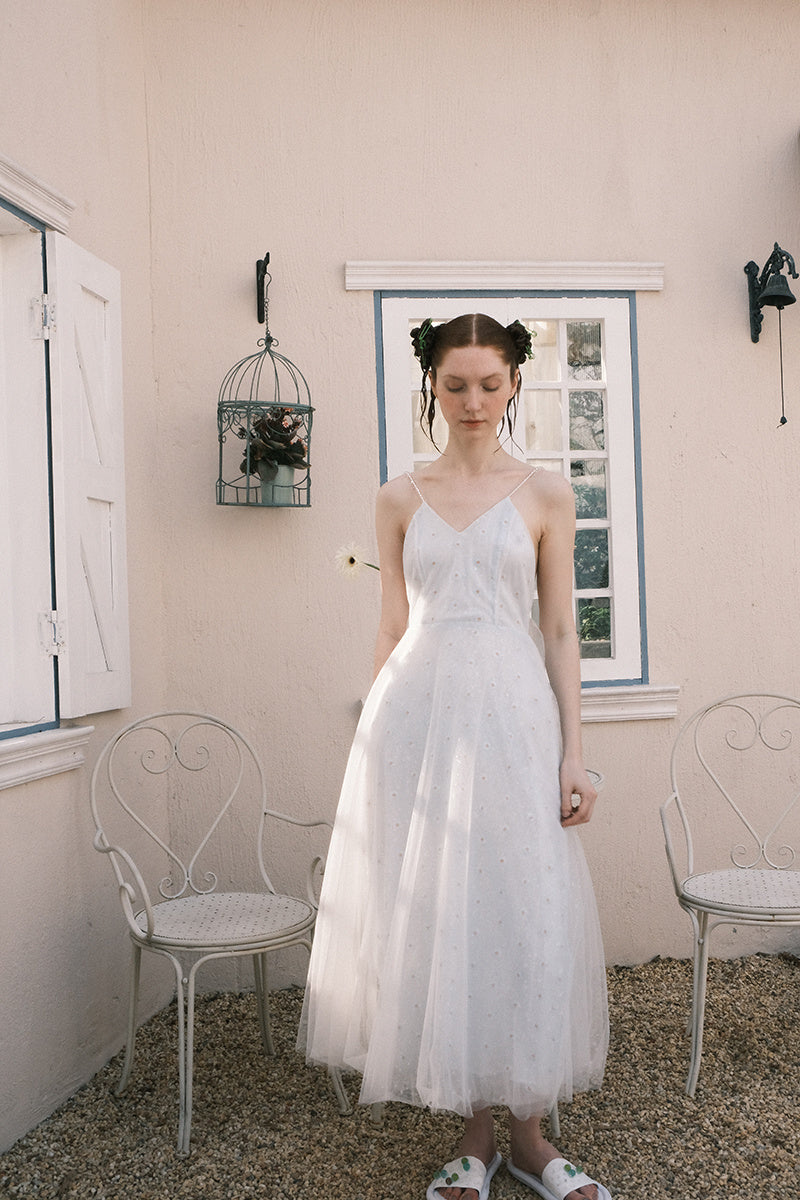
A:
<box><xmin>403</xmin><ymin>496</ymin><xmax>537</xmax><ymax>633</ymax></box>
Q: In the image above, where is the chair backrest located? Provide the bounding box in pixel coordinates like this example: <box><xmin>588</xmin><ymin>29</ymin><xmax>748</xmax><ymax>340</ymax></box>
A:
<box><xmin>91</xmin><ymin>712</ymin><xmax>274</xmax><ymax>928</ymax></box>
<box><xmin>668</xmin><ymin>693</ymin><xmax>800</xmax><ymax>875</ymax></box>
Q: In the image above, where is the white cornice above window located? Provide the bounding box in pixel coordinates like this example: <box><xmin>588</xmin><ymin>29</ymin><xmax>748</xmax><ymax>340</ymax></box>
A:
<box><xmin>345</xmin><ymin>261</ymin><xmax>664</xmax><ymax>292</ymax></box>
<box><xmin>0</xmin><ymin>152</ymin><xmax>74</xmax><ymax>232</ymax></box>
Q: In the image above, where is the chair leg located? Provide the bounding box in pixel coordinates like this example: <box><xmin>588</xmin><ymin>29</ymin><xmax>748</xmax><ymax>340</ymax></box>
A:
<box><xmin>253</xmin><ymin>952</ymin><xmax>274</xmax><ymax>1056</ymax></box>
<box><xmin>549</xmin><ymin>1103</ymin><xmax>561</xmax><ymax>1140</ymax></box>
<box><xmin>116</xmin><ymin>942</ymin><xmax>142</xmax><ymax>1095</ymax></box>
<box><xmin>686</xmin><ymin>910</ymin><xmax>710</xmax><ymax>1098</ymax></box>
<box><xmin>174</xmin><ymin>961</ymin><xmax>191</xmax><ymax>1156</ymax></box>
<box><xmin>328</xmin><ymin>1067</ymin><xmax>352</xmax><ymax>1115</ymax></box>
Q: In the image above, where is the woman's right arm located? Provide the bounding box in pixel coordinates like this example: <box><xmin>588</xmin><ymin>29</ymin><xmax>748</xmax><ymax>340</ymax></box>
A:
<box><xmin>372</xmin><ymin>481</ymin><xmax>411</xmax><ymax>679</ymax></box>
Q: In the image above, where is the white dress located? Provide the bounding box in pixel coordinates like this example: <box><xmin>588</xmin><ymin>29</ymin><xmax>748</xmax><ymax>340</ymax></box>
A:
<box><xmin>301</xmin><ymin>476</ymin><xmax>608</xmax><ymax>1118</ymax></box>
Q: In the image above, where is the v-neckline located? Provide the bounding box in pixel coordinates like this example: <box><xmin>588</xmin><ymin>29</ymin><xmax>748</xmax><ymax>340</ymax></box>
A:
<box><xmin>409</xmin><ymin>470</ymin><xmax>537</xmax><ymax>534</ymax></box>
<box><xmin>419</xmin><ymin>493</ymin><xmax>515</xmax><ymax>535</ymax></box>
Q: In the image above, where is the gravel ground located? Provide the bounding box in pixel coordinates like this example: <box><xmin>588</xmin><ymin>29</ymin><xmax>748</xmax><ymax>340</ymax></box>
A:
<box><xmin>2</xmin><ymin>953</ymin><xmax>798</xmax><ymax>1200</ymax></box>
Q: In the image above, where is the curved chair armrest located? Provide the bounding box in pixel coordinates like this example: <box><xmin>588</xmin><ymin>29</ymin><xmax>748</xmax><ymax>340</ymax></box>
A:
<box><xmin>258</xmin><ymin>811</ymin><xmax>333</xmax><ymax>896</ymax></box>
<box><xmin>262</xmin><ymin>810</ymin><xmax>333</xmax><ymax>831</ymax></box>
<box><xmin>660</xmin><ymin>791</ymin><xmax>691</xmax><ymax>895</ymax></box>
<box><xmin>307</xmin><ymin>853</ymin><xmax>327</xmax><ymax>908</ymax></box>
<box><xmin>92</xmin><ymin>828</ymin><xmax>156</xmax><ymax>939</ymax></box>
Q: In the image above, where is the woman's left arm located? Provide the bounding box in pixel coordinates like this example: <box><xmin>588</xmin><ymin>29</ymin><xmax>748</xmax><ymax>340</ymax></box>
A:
<box><xmin>535</xmin><ymin>475</ymin><xmax>598</xmax><ymax>827</ymax></box>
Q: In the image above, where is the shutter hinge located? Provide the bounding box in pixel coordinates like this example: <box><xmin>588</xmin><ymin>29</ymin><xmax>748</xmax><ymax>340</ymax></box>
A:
<box><xmin>39</xmin><ymin>611</ymin><xmax>66</xmax><ymax>657</ymax></box>
<box><xmin>30</xmin><ymin>295</ymin><xmax>56</xmax><ymax>340</ymax></box>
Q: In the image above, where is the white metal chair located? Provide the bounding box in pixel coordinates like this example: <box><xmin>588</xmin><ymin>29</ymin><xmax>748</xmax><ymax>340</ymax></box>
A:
<box><xmin>90</xmin><ymin>711</ymin><xmax>331</xmax><ymax>1154</ymax></box>
<box><xmin>661</xmin><ymin>693</ymin><xmax>800</xmax><ymax>1096</ymax></box>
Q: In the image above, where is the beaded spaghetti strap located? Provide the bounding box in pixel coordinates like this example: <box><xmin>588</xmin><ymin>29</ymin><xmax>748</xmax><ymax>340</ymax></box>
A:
<box><xmin>507</xmin><ymin>468</ymin><xmax>539</xmax><ymax>499</ymax></box>
<box><xmin>405</xmin><ymin>471</ymin><xmax>424</xmax><ymax>500</ymax></box>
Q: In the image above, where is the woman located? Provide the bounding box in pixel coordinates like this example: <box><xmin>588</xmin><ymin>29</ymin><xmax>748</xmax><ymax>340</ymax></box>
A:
<box><xmin>301</xmin><ymin>315</ymin><xmax>610</xmax><ymax>1200</ymax></box>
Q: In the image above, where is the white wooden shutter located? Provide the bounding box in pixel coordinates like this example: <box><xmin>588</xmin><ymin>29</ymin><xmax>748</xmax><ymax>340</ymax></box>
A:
<box><xmin>46</xmin><ymin>232</ymin><xmax>131</xmax><ymax>716</ymax></box>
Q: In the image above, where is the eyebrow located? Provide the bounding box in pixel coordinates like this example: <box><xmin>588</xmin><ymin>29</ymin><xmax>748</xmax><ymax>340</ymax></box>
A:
<box><xmin>440</xmin><ymin>372</ymin><xmax>505</xmax><ymax>384</ymax></box>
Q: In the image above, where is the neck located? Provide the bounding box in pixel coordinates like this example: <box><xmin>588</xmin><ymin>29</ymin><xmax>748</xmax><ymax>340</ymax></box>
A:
<box><xmin>440</xmin><ymin>438</ymin><xmax>511</xmax><ymax>474</ymax></box>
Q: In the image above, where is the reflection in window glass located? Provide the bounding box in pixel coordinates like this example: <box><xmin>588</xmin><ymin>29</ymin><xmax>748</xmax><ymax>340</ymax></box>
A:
<box><xmin>575</xmin><ymin>528</ymin><xmax>609</xmax><ymax>589</ymax></box>
<box><xmin>567</xmin><ymin>322</ymin><xmax>603</xmax><ymax>382</ymax></box>
<box><xmin>578</xmin><ymin>597</ymin><xmax>612</xmax><ymax>658</ymax></box>
<box><xmin>524</xmin><ymin>390</ymin><xmax>562</xmax><ymax>451</ymax></box>
<box><xmin>571</xmin><ymin>461</ymin><xmax>608</xmax><ymax>519</ymax></box>
<box><xmin>569</xmin><ymin>390</ymin><xmax>605</xmax><ymax>451</ymax></box>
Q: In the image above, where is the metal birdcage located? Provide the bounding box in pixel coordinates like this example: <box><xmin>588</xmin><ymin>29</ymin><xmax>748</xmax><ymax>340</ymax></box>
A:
<box><xmin>216</xmin><ymin>254</ymin><xmax>314</xmax><ymax>507</ymax></box>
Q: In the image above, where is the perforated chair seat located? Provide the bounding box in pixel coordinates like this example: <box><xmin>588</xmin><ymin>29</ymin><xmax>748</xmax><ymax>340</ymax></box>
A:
<box><xmin>135</xmin><ymin>892</ymin><xmax>316</xmax><ymax>948</ymax></box>
<box><xmin>681</xmin><ymin>868</ymin><xmax>800</xmax><ymax>915</ymax></box>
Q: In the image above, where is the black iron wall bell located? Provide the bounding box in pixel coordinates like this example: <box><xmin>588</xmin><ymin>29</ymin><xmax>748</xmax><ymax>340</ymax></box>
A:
<box><xmin>744</xmin><ymin>242</ymin><xmax>798</xmax><ymax>425</ymax></box>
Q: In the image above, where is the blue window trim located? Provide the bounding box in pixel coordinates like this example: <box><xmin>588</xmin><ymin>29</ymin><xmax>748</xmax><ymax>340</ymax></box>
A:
<box><xmin>373</xmin><ymin>288</ymin><xmax>649</xmax><ymax>689</ymax></box>
<box><xmin>0</xmin><ymin>198</ymin><xmax>60</xmax><ymax>741</ymax></box>
<box><xmin>0</xmin><ymin>195</ymin><xmax>47</xmax><ymax>231</ymax></box>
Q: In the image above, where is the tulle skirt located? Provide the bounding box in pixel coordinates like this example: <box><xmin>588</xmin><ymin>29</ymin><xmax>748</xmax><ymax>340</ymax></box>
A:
<box><xmin>299</xmin><ymin>622</ymin><xmax>608</xmax><ymax>1117</ymax></box>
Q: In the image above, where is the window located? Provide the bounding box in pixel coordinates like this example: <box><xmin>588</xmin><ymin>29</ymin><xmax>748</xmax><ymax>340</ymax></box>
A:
<box><xmin>377</xmin><ymin>292</ymin><xmax>646</xmax><ymax>687</ymax></box>
<box><xmin>0</xmin><ymin>164</ymin><xmax>130</xmax><ymax>744</ymax></box>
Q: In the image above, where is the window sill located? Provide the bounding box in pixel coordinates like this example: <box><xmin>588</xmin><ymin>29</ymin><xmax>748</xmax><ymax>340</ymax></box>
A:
<box><xmin>0</xmin><ymin>725</ymin><xmax>94</xmax><ymax>791</ymax></box>
<box><xmin>580</xmin><ymin>683</ymin><xmax>680</xmax><ymax>722</ymax></box>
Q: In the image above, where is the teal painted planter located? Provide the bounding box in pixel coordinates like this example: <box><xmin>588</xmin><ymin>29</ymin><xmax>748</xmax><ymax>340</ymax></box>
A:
<box><xmin>256</xmin><ymin>462</ymin><xmax>296</xmax><ymax>506</ymax></box>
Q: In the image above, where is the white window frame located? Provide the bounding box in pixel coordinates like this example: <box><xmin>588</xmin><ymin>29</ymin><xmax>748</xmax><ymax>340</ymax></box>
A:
<box><xmin>346</xmin><ymin>261</ymin><xmax>679</xmax><ymax>721</ymax></box>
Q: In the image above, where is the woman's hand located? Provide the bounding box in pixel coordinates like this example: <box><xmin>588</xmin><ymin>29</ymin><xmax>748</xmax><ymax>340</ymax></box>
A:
<box><xmin>559</xmin><ymin>758</ymin><xmax>598</xmax><ymax>826</ymax></box>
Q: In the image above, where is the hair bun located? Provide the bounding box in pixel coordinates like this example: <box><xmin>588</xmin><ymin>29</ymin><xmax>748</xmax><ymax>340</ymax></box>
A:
<box><xmin>505</xmin><ymin>320</ymin><xmax>535</xmax><ymax>364</ymax></box>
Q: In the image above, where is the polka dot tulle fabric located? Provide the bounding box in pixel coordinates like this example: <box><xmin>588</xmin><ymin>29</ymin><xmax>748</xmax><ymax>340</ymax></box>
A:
<box><xmin>301</xmin><ymin>492</ymin><xmax>608</xmax><ymax>1118</ymax></box>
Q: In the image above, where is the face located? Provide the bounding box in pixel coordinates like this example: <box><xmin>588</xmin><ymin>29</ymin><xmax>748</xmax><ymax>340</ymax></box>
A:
<box><xmin>431</xmin><ymin>344</ymin><xmax>519</xmax><ymax>436</ymax></box>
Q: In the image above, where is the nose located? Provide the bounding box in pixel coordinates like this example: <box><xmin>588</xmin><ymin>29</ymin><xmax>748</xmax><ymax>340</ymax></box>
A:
<box><xmin>463</xmin><ymin>387</ymin><xmax>482</xmax><ymax>412</ymax></box>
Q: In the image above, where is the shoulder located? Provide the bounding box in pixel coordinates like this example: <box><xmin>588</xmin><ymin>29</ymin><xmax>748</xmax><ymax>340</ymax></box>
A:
<box><xmin>376</xmin><ymin>473</ymin><xmax>422</xmax><ymax>534</ymax></box>
<box><xmin>377</xmin><ymin>472</ymin><xmax>418</xmax><ymax>512</ymax></box>
<box><xmin>529</xmin><ymin>468</ymin><xmax>575</xmax><ymax>512</ymax></box>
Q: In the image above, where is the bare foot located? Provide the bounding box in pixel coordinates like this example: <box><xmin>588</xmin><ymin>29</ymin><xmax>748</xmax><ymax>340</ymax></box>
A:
<box><xmin>431</xmin><ymin>1110</ymin><xmax>497</xmax><ymax>1200</ymax></box>
<box><xmin>509</xmin><ymin>1135</ymin><xmax>598</xmax><ymax>1200</ymax></box>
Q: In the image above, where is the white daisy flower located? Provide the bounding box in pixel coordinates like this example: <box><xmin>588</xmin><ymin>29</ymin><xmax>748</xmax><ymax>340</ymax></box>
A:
<box><xmin>335</xmin><ymin>544</ymin><xmax>379</xmax><ymax>576</ymax></box>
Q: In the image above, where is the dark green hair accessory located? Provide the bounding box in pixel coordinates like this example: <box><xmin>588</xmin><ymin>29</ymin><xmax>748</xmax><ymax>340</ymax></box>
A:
<box><xmin>410</xmin><ymin>318</ymin><xmax>436</xmax><ymax>372</ymax></box>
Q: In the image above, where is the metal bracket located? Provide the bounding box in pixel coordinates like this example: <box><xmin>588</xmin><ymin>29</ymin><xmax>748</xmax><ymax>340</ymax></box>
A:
<box><xmin>38</xmin><ymin>611</ymin><xmax>66</xmax><ymax>657</ymax></box>
<box><xmin>30</xmin><ymin>295</ymin><xmax>55</xmax><ymax>340</ymax></box>
<box><xmin>256</xmin><ymin>252</ymin><xmax>270</xmax><ymax>324</ymax></box>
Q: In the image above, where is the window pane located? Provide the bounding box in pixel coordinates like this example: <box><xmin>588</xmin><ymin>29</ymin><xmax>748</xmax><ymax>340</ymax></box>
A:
<box><xmin>523</xmin><ymin>389</ymin><xmax>562</xmax><ymax>451</ymax></box>
<box><xmin>578</xmin><ymin>597</ymin><xmax>612</xmax><ymax>658</ymax></box>
<box><xmin>523</xmin><ymin>320</ymin><xmax>560</xmax><ymax>382</ymax></box>
<box><xmin>567</xmin><ymin>322</ymin><xmax>603</xmax><ymax>381</ymax></box>
<box><xmin>571</xmin><ymin>461</ymin><xmax>608</xmax><ymax>519</ymax></box>
<box><xmin>569</xmin><ymin>389</ymin><xmax>605</xmax><ymax>451</ymax></box>
<box><xmin>574</xmin><ymin>528</ymin><xmax>609</xmax><ymax>589</ymax></box>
